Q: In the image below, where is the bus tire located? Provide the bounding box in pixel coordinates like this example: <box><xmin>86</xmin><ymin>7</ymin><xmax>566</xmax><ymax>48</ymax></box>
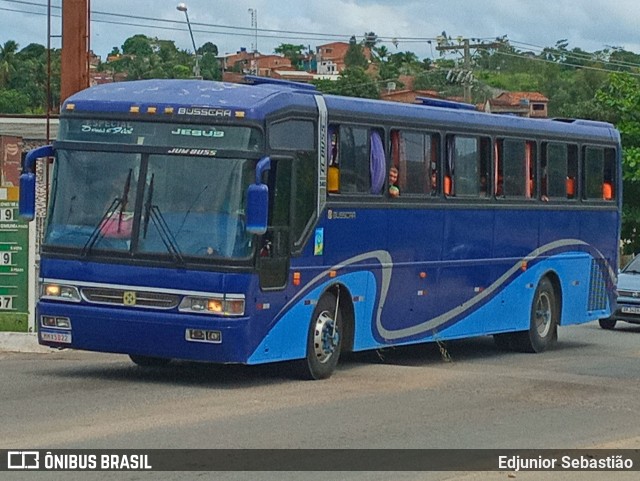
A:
<box><xmin>129</xmin><ymin>354</ymin><xmax>172</xmax><ymax>367</ymax></box>
<box><xmin>598</xmin><ymin>318</ymin><xmax>617</xmax><ymax>330</ymax></box>
<box><xmin>514</xmin><ymin>277</ymin><xmax>558</xmax><ymax>353</ymax></box>
<box><xmin>297</xmin><ymin>292</ymin><xmax>343</xmax><ymax>380</ymax></box>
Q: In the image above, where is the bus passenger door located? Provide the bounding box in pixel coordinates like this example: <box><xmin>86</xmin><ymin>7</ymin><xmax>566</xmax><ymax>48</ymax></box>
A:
<box><xmin>257</xmin><ymin>227</ymin><xmax>290</xmax><ymax>290</ymax></box>
<box><xmin>257</xmin><ymin>157</ymin><xmax>292</xmax><ymax>290</ymax></box>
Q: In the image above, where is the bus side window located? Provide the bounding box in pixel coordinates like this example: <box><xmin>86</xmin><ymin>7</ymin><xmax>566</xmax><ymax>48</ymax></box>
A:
<box><xmin>390</xmin><ymin>130</ymin><xmax>440</xmax><ymax>197</ymax></box>
<box><xmin>583</xmin><ymin>146</ymin><xmax>616</xmax><ymax>201</ymax></box>
<box><xmin>603</xmin><ymin>148</ymin><xmax>616</xmax><ymax>201</ymax></box>
<box><xmin>542</xmin><ymin>142</ymin><xmax>577</xmax><ymax>200</ymax></box>
<box><xmin>446</xmin><ymin>134</ymin><xmax>489</xmax><ymax>197</ymax></box>
<box><xmin>333</xmin><ymin>125</ymin><xmax>385</xmax><ymax>195</ymax></box>
<box><xmin>327</xmin><ymin>128</ymin><xmax>340</xmax><ymax>193</ymax></box>
<box><xmin>495</xmin><ymin>138</ymin><xmax>536</xmax><ymax>199</ymax></box>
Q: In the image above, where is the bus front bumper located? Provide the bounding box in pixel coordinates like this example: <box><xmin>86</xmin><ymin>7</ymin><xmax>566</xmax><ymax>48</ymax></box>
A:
<box><xmin>36</xmin><ymin>301</ymin><xmax>253</xmax><ymax>363</ymax></box>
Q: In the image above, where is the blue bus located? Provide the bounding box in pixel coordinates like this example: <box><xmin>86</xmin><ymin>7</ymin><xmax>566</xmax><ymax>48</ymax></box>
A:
<box><xmin>20</xmin><ymin>77</ymin><xmax>620</xmax><ymax>379</ymax></box>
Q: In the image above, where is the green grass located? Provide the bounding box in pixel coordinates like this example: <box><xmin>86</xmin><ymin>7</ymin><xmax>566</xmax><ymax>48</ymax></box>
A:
<box><xmin>0</xmin><ymin>312</ymin><xmax>29</xmax><ymax>332</ymax></box>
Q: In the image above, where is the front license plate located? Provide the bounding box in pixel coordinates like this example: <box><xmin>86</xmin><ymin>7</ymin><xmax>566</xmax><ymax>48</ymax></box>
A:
<box><xmin>41</xmin><ymin>331</ymin><xmax>72</xmax><ymax>344</ymax></box>
<box><xmin>621</xmin><ymin>306</ymin><xmax>640</xmax><ymax>314</ymax></box>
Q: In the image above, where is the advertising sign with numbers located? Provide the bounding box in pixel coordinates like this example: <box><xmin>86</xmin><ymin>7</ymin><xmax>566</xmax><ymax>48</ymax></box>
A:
<box><xmin>0</xmin><ymin>186</ymin><xmax>30</xmax><ymax>331</ymax></box>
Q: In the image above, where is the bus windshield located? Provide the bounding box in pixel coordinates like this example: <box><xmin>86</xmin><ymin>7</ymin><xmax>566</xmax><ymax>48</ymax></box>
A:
<box><xmin>45</xmin><ymin>147</ymin><xmax>256</xmax><ymax>261</ymax></box>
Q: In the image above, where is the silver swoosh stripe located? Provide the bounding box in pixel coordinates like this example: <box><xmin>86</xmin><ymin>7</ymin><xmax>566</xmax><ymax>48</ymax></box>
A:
<box><xmin>277</xmin><ymin>238</ymin><xmax>610</xmax><ymax>342</ymax></box>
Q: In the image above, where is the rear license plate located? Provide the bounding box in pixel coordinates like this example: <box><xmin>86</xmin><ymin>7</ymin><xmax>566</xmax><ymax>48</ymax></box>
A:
<box><xmin>41</xmin><ymin>331</ymin><xmax>72</xmax><ymax>343</ymax></box>
<box><xmin>621</xmin><ymin>306</ymin><xmax>640</xmax><ymax>314</ymax></box>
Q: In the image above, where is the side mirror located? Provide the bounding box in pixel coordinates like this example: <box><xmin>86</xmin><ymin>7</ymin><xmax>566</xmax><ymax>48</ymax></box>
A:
<box><xmin>246</xmin><ymin>156</ymin><xmax>271</xmax><ymax>235</ymax></box>
<box><xmin>19</xmin><ymin>172</ymin><xmax>36</xmax><ymax>221</ymax></box>
<box><xmin>19</xmin><ymin>144</ymin><xmax>53</xmax><ymax>222</ymax></box>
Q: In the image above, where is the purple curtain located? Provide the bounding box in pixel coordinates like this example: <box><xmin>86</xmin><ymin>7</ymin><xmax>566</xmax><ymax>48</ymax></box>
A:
<box><xmin>370</xmin><ymin>131</ymin><xmax>385</xmax><ymax>194</ymax></box>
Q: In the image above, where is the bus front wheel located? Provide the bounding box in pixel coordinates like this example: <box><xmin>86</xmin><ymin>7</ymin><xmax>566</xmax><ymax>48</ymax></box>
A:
<box><xmin>297</xmin><ymin>292</ymin><xmax>343</xmax><ymax>380</ymax></box>
<box><xmin>514</xmin><ymin>277</ymin><xmax>558</xmax><ymax>353</ymax></box>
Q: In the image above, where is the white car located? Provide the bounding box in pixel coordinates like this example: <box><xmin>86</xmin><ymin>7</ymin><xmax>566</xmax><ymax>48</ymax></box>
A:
<box><xmin>600</xmin><ymin>255</ymin><xmax>640</xmax><ymax>329</ymax></box>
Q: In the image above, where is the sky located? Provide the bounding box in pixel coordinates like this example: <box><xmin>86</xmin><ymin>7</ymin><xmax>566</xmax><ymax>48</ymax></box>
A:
<box><xmin>1</xmin><ymin>0</ymin><xmax>640</xmax><ymax>62</ymax></box>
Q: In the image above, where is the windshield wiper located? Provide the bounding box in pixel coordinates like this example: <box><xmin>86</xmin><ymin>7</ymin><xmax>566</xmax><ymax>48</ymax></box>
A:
<box><xmin>81</xmin><ymin>197</ymin><xmax>122</xmax><ymax>257</ymax></box>
<box><xmin>143</xmin><ymin>174</ymin><xmax>185</xmax><ymax>265</ymax></box>
<box><xmin>116</xmin><ymin>168</ymin><xmax>132</xmax><ymax>234</ymax></box>
<box><xmin>81</xmin><ymin>169</ymin><xmax>133</xmax><ymax>257</ymax></box>
<box><xmin>176</xmin><ymin>185</ymin><xmax>208</xmax><ymax>236</ymax></box>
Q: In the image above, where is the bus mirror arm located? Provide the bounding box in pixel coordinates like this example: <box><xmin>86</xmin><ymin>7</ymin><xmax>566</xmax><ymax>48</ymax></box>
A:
<box><xmin>19</xmin><ymin>144</ymin><xmax>54</xmax><ymax>222</ymax></box>
<box><xmin>246</xmin><ymin>156</ymin><xmax>271</xmax><ymax>235</ymax></box>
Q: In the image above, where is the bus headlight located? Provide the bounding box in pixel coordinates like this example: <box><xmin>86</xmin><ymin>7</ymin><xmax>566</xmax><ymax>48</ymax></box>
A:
<box><xmin>41</xmin><ymin>283</ymin><xmax>81</xmax><ymax>302</ymax></box>
<box><xmin>179</xmin><ymin>294</ymin><xmax>245</xmax><ymax>316</ymax></box>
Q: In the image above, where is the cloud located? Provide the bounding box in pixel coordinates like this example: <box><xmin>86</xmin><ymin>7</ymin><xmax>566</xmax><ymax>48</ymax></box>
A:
<box><xmin>1</xmin><ymin>0</ymin><xmax>640</xmax><ymax>61</ymax></box>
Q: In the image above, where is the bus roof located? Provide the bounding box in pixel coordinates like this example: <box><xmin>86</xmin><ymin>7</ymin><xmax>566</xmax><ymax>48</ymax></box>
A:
<box><xmin>323</xmin><ymin>94</ymin><xmax>619</xmax><ymax>143</ymax></box>
<box><xmin>62</xmin><ymin>78</ymin><xmax>319</xmax><ymax>119</ymax></box>
<box><xmin>63</xmin><ymin>79</ymin><xmax>619</xmax><ymax>143</ymax></box>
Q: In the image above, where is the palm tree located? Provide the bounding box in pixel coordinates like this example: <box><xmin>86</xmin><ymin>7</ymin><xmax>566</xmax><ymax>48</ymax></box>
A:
<box><xmin>373</xmin><ymin>45</ymin><xmax>389</xmax><ymax>63</ymax></box>
<box><xmin>0</xmin><ymin>40</ymin><xmax>19</xmax><ymax>87</ymax></box>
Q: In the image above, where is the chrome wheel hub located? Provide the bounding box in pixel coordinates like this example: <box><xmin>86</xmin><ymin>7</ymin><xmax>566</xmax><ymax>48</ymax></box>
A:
<box><xmin>535</xmin><ymin>292</ymin><xmax>552</xmax><ymax>337</ymax></box>
<box><xmin>313</xmin><ymin>311</ymin><xmax>340</xmax><ymax>364</ymax></box>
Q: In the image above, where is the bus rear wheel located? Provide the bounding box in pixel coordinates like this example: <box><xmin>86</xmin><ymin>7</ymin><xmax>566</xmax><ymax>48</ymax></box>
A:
<box><xmin>514</xmin><ymin>277</ymin><xmax>558</xmax><ymax>353</ymax></box>
<box><xmin>297</xmin><ymin>292</ymin><xmax>343</xmax><ymax>380</ymax></box>
<box><xmin>129</xmin><ymin>354</ymin><xmax>172</xmax><ymax>367</ymax></box>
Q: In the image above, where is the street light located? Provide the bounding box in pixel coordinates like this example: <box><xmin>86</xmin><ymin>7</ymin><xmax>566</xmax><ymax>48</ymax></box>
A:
<box><xmin>176</xmin><ymin>3</ymin><xmax>201</xmax><ymax>78</ymax></box>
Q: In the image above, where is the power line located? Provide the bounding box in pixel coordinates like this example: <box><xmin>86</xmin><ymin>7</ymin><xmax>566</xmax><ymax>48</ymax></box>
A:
<box><xmin>507</xmin><ymin>39</ymin><xmax>640</xmax><ymax>70</ymax></box>
<box><xmin>490</xmin><ymin>48</ymin><xmax>640</xmax><ymax>78</ymax></box>
<box><xmin>0</xmin><ymin>0</ymin><xmax>438</xmax><ymax>47</ymax></box>
<box><xmin>4</xmin><ymin>0</ymin><xmax>640</xmax><ymax>71</ymax></box>
<box><xmin>3</xmin><ymin>0</ymin><xmax>640</xmax><ymax>76</ymax></box>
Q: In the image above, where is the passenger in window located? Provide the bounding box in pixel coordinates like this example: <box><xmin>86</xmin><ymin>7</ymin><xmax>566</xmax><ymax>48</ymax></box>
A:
<box><xmin>388</xmin><ymin>167</ymin><xmax>400</xmax><ymax>198</ymax></box>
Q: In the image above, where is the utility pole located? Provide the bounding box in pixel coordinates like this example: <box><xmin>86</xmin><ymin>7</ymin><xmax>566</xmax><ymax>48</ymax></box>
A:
<box><xmin>435</xmin><ymin>37</ymin><xmax>502</xmax><ymax>103</ymax></box>
<box><xmin>60</xmin><ymin>0</ymin><xmax>90</xmax><ymax>103</ymax></box>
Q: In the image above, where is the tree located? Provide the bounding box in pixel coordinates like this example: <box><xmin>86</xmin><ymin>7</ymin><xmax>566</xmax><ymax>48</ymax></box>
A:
<box><xmin>313</xmin><ymin>67</ymin><xmax>379</xmax><ymax>99</ymax></box>
<box><xmin>595</xmin><ymin>73</ymin><xmax>640</xmax><ymax>253</ymax></box>
<box><xmin>372</xmin><ymin>45</ymin><xmax>389</xmax><ymax>63</ymax></box>
<box><xmin>197</xmin><ymin>42</ymin><xmax>218</xmax><ymax>57</ymax></box>
<box><xmin>0</xmin><ymin>40</ymin><xmax>19</xmax><ymax>87</ymax></box>
<box><xmin>386</xmin><ymin>51</ymin><xmax>422</xmax><ymax>75</ymax></box>
<box><xmin>0</xmin><ymin>89</ymin><xmax>29</xmax><ymax>113</ymax></box>
<box><xmin>122</xmin><ymin>35</ymin><xmax>154</xmax><ymax>57</ymax></box>
<box><xmin>16</xmin><ymin>43</ymin><xmax>45</xmax><ymax>60</ymax></box>
<box><xmin>595</xmin><ymin>73</ymin><xmax>640</xmax><ymax>180</ymax></box>
<box><xmin>200</xmin><ymin>52</ymin><xmax>221</xmax><ymax>80</ymax></box>
<box><xmin>274</xmin><ymin>43</ymin><xmax>306</xmax><ymax>69</ymax></box>
<box><xmin>344</xmin><ymin>36</ymin><xmax>368</xmax><ymax>70</ymax></box>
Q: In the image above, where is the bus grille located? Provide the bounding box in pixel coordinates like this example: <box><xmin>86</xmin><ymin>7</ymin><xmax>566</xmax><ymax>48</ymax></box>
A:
<box><xmin>81</xmin><ymin>288</ymin><xmax>180</xmax><ymax>310</ymax></box>
<box><xmin>587</xmin><ymin>259</ymin><xmax>608</xmax><ymax>311</ymax></box>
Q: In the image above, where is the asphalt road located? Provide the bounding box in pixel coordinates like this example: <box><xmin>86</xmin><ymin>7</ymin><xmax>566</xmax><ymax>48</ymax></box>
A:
<box><xmin>1</xmin><ymin>321</ymin><xmax>640</xmax><ymax>480</ymax></box>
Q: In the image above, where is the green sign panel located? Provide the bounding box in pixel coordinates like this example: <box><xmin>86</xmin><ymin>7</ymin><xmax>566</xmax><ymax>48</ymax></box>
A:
<box><xmin>0</xmin><ymin>186</ymin><xmax>30</xmax><ymax>332</ymax></box>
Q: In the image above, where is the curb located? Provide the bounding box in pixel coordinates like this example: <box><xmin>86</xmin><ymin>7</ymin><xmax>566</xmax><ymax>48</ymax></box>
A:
<box><xmin>0</xmin><ymin>332</ymin><xmax>52</xmax><ymax>353</ymax></box>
